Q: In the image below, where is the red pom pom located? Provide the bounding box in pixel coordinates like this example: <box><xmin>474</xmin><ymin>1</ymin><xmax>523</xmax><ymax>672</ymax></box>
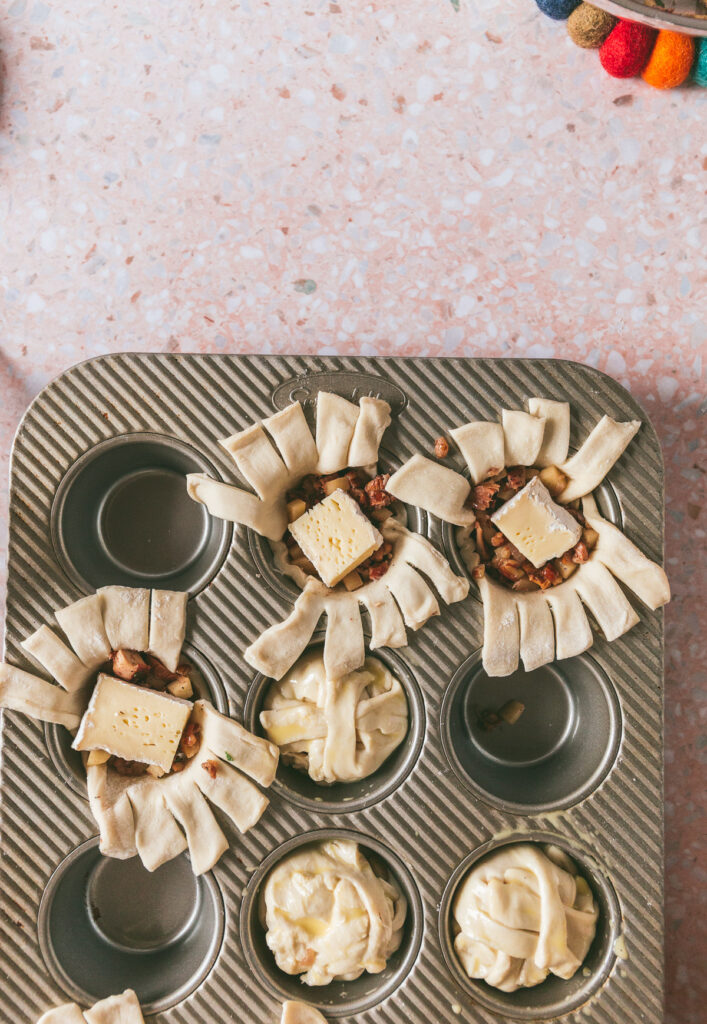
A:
<box><xmin>600</xmin><ymin>20</ymin><xmax>657</xmax><ymax>78</ymax></box>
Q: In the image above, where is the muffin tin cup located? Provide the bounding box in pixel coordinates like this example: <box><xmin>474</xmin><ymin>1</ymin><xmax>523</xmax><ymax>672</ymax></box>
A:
<box><xmin>248</xmin><ymin>446</ymin><xmax>429</xmax><ymax>602</ymax></box>
<box><xmin>438</xmin><ymin>831</ymin><xmax>622</xmax><ymax>1021</ymax></box>
<box><xmin>44</xmin><ymin>641</ymin><xmax>230</xmax><ymax>798</ymax></box>
<box><xmin>440</xmin><ymin>649</ymin><xmax>622</xmax><ymax>815</ymax></box>
<box><xmin>244</xmin><ymin>632</ymin><xmax>426</xmax><ymax>814</ymax></box>
<box><xmin>50</xmin><ymin>432</ymin><xmax>232</xmax><ymax>595</ymax></box>
<box><xmin>1</xmin><ymin>355</ymin><xmax>665</xmax><ymax>1024</ymax></box>
<box><xmin>239</xmin><ymin>828</ymin><xmax>424</xmax><ymax>1017</ymax></box>
<box><xmin>37</xmin><ymin>837</ymin><xmax>225</xmax><ymax>1014</ymax></box>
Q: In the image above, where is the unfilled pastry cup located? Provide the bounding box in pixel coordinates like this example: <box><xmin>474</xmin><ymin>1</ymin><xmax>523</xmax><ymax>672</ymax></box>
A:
<box><xmin>247</xmin><ymin>447</ymin><xmax>430</xmax><ymax>601</ymax></box>
<box><xmin>239</xmin><ymin>828</ymin><xmax>424</xmax><ymax>1017</ymax></box>
<box><xmin>440</xmin><ymin>650</ymin><xmax>622</xmax><ymax>814</ymax></box>
<box><xmin>244</xmin><ymin>636</ymin><xmax>426</xmax><ymax>813</ymax></box>
<box><xmin>44</xmin><ymin>642</ymin><xmax>229</xmax><ymax>797</ymax></box>
<box><xmin>51</xmin><ymin>433</ymin><xmax>232</xmax><ymax>594</ymax></box>
<box><xmin>438</xmin><ymin>831</ymin><xmax>621</xmax><ymax>1020</ymax></box>
<box><xmin>37</xmin><ymin>837</ymin><xmax>224</xmax><ymax>1013</ymax></box>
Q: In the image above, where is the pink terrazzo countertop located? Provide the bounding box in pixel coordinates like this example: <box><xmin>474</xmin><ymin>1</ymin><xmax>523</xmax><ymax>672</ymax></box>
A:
<box><xmin>0</xmin><ymin>0</ymin><xmax>705</xmax><ymax>1018</ymax></box>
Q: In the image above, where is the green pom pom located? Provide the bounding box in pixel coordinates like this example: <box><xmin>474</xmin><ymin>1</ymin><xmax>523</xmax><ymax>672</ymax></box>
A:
<box><xmin>567</xmin><ymin>3</ymin><xmax>617</xmax><ymax>49</ymax></box>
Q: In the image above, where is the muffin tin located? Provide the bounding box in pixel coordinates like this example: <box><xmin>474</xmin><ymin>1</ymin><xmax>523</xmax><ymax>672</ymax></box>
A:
<box><xmin>0</xmin><ymin>355</ymin><xmax>665</xmax><ymax>1024</ymax></box>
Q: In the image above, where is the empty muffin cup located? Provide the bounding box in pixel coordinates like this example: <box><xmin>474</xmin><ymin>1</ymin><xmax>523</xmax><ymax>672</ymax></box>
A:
<box><xmin>439</xmin><ymin>831</ymin><xmax>621</xmax><ymax>1020</ymax></box>
<box><xmin>244</xmin><ymin>637</ymin><xmax>425</xmax><ymax>813</ymax></box>
<box><xmin>239</xmin><ymin>829</ymin><xmax>424</xmax><ymax>1017</ymax></box>
<box><xmin>38</xmin><ymin>838</ymin><xmax>224</xmax><ymax>1013</ymax></box>
<box><xmin>44</xmin><ymin>642</ymin><xmax>229</xmax><ymax>797</ymax></box>
<box><xmin>248</xmin><ymin>447</ymin><xmax>429</xmax><ymax>601</ymax></box>
<box><xmin>51</xmin><ymin>433</ymin><xmax>231</xmax><ymax>594</ymax></box>
<box><xmin>441</xmin><ymin>650</ymin><xmax>621</xmax><ymax>814</ymax></box>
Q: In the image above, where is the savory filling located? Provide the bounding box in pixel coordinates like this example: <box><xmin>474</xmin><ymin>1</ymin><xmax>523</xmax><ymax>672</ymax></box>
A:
<box><xmin>284</xmin><ymin>469</ymin><xmax>397</xmax><ymax>590</ymax></box>
<box><xmin>73</xmin><ymin>649</ymin><xmax>202</xmax><ymax>778</ymax></box>
<box><xmin>467</xmin><ymin>465</ymin><xmax>598</xmax><ymax>591</ymax></box>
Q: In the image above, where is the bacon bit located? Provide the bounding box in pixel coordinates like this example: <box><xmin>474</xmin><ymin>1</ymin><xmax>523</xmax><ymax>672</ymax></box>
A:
<box><xmin>201</xmin><ymin>759</ymin><xmax>219</xmax><ymax>780</ymax></box>
<box><xmin>176</xmin><ymin>662</ymin><xmax>193</xmax><ymax>676</ymax></box>
<box><xmin>528</xmin><ymin>563</ymin><xmax>563</xmax><ymax>589</ymax></box>
<box><xmin>364</xmin><ymin>474</ymin><xmax>394</xmax><ymax>509</ymax></box>
<box><xmin>472</xmin><ymin>564</ymin><xmax>486</xmax><ymax>580</ymax></box>
<box><xmin>434</xmin><ymin>437</ymin><xmax>449</xmax><ymax>458</ymax></box>
<box><xmin>471</xmin><ymin>482</ymin><xmax>500</xmax><ymax>511</ymax></box>
<box><xmin>111</xmin><ymin>758</ymin><xmax>147</xmax><ymax>777</ymax></box>
<box><xmin>490</xmin><ymin>531</ymin><xmax>506</xmax><ymax>548</ymax></box>
<box><xmin>111</xmin><ymin>649</ymin><xmax>148</xmax><ymax>681</ymax></box>
<box><xmin>506</xmin><ymin>466</ymin><xmax>526</xmax><ymax>490</ymax></box>
<box><xmin>368</xmin><ymin>562</ymin><xmax>391</xmax><ymax>581</ymax></box>
<box><xmin>145</xmin><ymin>655</ymin><xmax>179</xmax><ymax>682</ymax></box>
<box><xmin>180</xmin><ymin>721</ymin><xmax>201</xmax><ymax>758</ymax></box>
<box><xmin>497</xmin><ymin>560</ymin><xmax>525</xmax><ymax>582</ymax></box>
<box><xmin>571</xmin><ymin>541</ymin><xmax>590</xmax><ymax>564</ymax></box>
<box><xmin>371</xmin><ymin>541</ymin><xmax>393</xmax><ymax>563</ymax></box>
<box><xmin>349</xmin><ymin>486</ymin><xmax>367</xmax><ymax>507</ymax></box>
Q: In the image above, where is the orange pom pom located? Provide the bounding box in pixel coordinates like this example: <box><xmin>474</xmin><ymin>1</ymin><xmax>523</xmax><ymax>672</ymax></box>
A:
<box><xmin>642</xmin><ymin>30</ymin><xmax>695</xmax><ymax>89</ymax></box>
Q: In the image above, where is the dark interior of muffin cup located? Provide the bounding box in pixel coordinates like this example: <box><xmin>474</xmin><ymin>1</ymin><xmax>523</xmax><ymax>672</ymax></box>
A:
<box><xmin>441</xmin><ymin>650</ymin><xmax>621</xmax><ymax>814</ymax></box>
<box><xmin>239</xmin><ymin>829</ymin><xmax>423</xmax><ymax>1017</ymax></box>
<box><xmin>43</xmin><ymin>642</ymin><xmax>228</xmax><ymax>798</ymax></box>
<box><xmin>51</xmin><ymin>433</ymin><xmax>231</xmax><ymax>595</ymax></box>
<box><xmin>439</xmin><ymin>834</ymin><xmax>621</xmax><ymax>1021</ymax></box>
<box><xmin>37</xmin><ymin>838</ymin><xmax>224</xmax><ymax>1014</ymax></box>
<box><xmin>244</xmin><ymin>641</ymin><xmax>425</xmax><ymax>813</ymax></box>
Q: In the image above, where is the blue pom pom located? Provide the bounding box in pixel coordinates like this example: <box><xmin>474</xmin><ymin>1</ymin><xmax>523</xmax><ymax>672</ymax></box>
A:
<box><xmin>692</xmin><ymin>37</ymin><xmax>707</xmax><ymax>87</ymax></box>
<box><xmin>535</xmin><ymin>0</ymin><xmax>581</xmax><ymax>19</ymax></box>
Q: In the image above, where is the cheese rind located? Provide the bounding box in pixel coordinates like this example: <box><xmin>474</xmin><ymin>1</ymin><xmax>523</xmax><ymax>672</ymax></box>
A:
<box><xmin>491</xmin><ymin>477</ymin><xmax>582</xmax><ymax>569</ymax></box>
<box><xmin>73</xmin><ymin>673</ymin><xmax>192</xmax><ymax>772</ymax></box>
<box><xmin>289</xmin><ymin>491</ymin><xmax>382</xmax><ymax>589</ymax></box>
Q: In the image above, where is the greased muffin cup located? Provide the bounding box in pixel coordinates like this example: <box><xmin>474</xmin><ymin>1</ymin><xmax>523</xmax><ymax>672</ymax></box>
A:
<box><xmin>0</xmin><ymin>356</ymin><xmax>664</xmax><ymax>1024</ymax></box>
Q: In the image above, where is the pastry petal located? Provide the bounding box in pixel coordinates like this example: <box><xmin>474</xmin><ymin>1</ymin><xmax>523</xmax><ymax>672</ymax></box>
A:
<box><xmin>386</xmin><ymin>454</ymin><xmax>475</xmax><ymax>527</ymax></box>
<box><xmin>127</xmin><ymin>780</ymin><xmax>187</xmax><ymax>872</ymax></box>
<box><xmin>99</xmin><ymin>586</ymin><xmax>150</xmax><ymax>652</ymax></box>
<box><xmin>147</xmin><ymin>589</ymin><xmax>188</xmax><ymax>672</ymax></box>
<box><xmin>220</xmin><ymin>422</ymin><xmax>290</xmax><ymax>501</ymax></box>
<box><xmin>186</xmin><ymin>474</ymin><xmax>287</xmax><ymax>540</ymax></box>
<box><xmin>55</xmin><ymin>594</ymin><xmax>111</xmax><ymax>670</ymax></box>
<box><xmin>450</xmin><ymin>421</ymin><xmax>506</xmax><ymax>485</ymax></box>
<box><xmin>527</xmin><ymin>399</ymin><xmax>571</xmax><ymax>467</ymax></box>
<box><xmin>163</xmin><ymin>775</ymin><xmax>229</xmax><ymax>876</ymax></box>
<box><xmin>192</xmin><ymin>699</ymin><xmax>279</xmax><ymax>787</ymax></box>
<box><xmin>245</xmin><ymin>583</ymin><xmax>325</xmax><ymax>680</ymax></box>
<box><xmin>0</xmin><ymin>663</ymin><xmax>85</xmax><ymax>729</ymax></box>
<box><xmin>37</xmin><ymin>1004</ymin><xmax>86</xmax><ymax>1024</ymax></box>
<box><xmin>315</xmin><ymin>392</ymin><xmax>360</xmax><ymax>474</ymax></box>
<box><xmin>502</xmin><ymin>410</ymin><xmax>546</xmax><ymax>467</ymax></box>
<box><xmin>477</xmin><ymin>576</ymin><xmax>520</xmax><ymax>677</ymax></box>
<box><xmin>323</xmin><ymin>593</ymin><xmax>366</xmax><ymax>681</ymax></box>
<box><xmin>83</xmin><ymin>989</ymin><xmax>145</xmax><ymax>1024</ymax></box>
<box><xmin>21</xmin><ymin>625</ymin><xmax>93</xmax><ymax>693</ymax></box>
<box><xmin>86</xmin><ymin>764</ymin><xmax>137</xmax><ymax>859</ymax></box>
<box><xmin>559</xmin><ymin>416</ymin><xmax>640</xmax><ymax>502</ymax></box>
<box><xmin>545</xmin><ymin>587</ymin><xmax>593</xmax><ymax>662</ymax></box>
<box><xmin>263</xmin><ymin>402</ymin><xmax>319</xmax><ymax>479</ymax></box>
<box><xmin>347</xmin><ymin>397</ymin><xmax>392</xmax><ymax>466</ymax></box>
<box><xmin>517</xmin><ymin>592</ymin><xmax>555</xmax><ymax>672</ymax></box>
<box><xmin>281</xmin><ymin>1002</ymin><xmax>328</xmax><ymax>1024</ymax></box>
<box><xmin>571</xmin><ymin>560</ymin><xmax>640</xmax><ymax>641</ymax></box>
<box><xmin>384</xmin><ymin>563</ymin><xmax>440</xmax><ymax>630</ymax></box>
<box><xmin>357</xmin><ymin>583</ymin><xmax>407</xmax><ymax>650</ymax></box>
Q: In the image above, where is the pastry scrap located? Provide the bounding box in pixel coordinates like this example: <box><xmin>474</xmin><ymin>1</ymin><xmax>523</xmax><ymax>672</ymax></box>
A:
<box><xmin>261</xmin><ymin>649</ymin><xmax>408</xmax><ymax>784</ymax></box>
<box><xmin>37</xmin><ymin>989</ymin><xmax>144</xmax><ymax>1024</ymax></box>
<box><xmin>186</xmin><ymin>394</ymin><xmax>469</xmax><ymax>681</ymax></box>
<box><xmin>280</xmin><ymin>1002</ymin><xmax>328</xmax><ymax>1024</ymax></box>
<box><xmin>261</xmin><ymin>839</ymin><xmax>406</xmax><ymax>986</ymax></box>
<box><xmin>386</xmin><ymin>399</ymin><xmax>670</xmax><ymax>676</ymax></box>
<box><xmin>452</xmin><ymin>844</ymin><xmax>598</xmax><ymax>992</ymax></box>
<box><xmin>0</xmin><ymin>586</ymin><xmax>278</xmax><ymax>875</ymax></box>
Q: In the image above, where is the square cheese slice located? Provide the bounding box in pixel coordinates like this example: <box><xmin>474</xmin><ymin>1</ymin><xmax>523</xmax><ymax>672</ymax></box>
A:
<box><xmin>491</xmin><ymin>476</ymin><xmax>582</xmax><ymax>569</ymax></box>
<box><xmin>73</xmin><ymin>673</ymin><xmax>193</xmax><ymax>772</ymax></box>
<box><xmin>289</xmin><ymin>490</ymin><xmax>383</xmax><ymax>588</ymax></box>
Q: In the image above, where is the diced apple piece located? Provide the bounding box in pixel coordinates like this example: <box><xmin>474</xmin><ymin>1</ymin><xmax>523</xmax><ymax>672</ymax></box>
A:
<box><xmin>322</xmin><ymin>476</ymin><xmax>350</xmax><ymax>496</ymax></box>
<box><xmin>370</xmin><ymin>507</ymin><xmax>393</xmax><ymax>523</ymax></box>
<box><xmin>146</xmin><ymin>764</ymin><xmax>166</xmax><ymax>778</ymax></box>
<box><xmin>557</xmin><ymin>553</ymin><xmax>578</xmax><ymax>580</ymax></box>
<box><xmin>87</xmin><ymin>749</ymin><xmax>111</xmax><ymax>766</ymax></box>
<box><xmin>167</xmin><ymin>676</ymin><xmax>194</xmax><ymax>699</ymax></box>
<box><xmin>112</xmin><ymin>649</ymin><xmax>148</xmax><ymax>681</ymax></box>
<box><xmin>287</xmin><ymin>499</ymin><xmax>307</xmax><ymax>523</ymax></box>
<box><xmin>538</xmin><ymin>465</ymin><xmax>569</xmax><ymax>498</ymax></box>
<box><xmin>583</xmin><ymin>526</ymin><xmax>599</xmax><ymax>551</ymax></box>
<box><xmin>342</xmin><ymin>570</ymin><xmax>364</xmax><ymax>592</ymax></box>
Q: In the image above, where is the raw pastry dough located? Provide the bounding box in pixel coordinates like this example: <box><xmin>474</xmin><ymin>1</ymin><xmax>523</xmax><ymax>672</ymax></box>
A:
<box><xmin>0</xmin><ymin>590</ymin><xmax>278</xmax><ymax>875</ymax></box>
<box><xmin>37</xmin><ymin>990</ymin><xmax>144</xmax><ymax>1024</ymax></box>
<box><xmin>188</xmin><ymin>392</ymin><xmax>469</xmax><ymax>677</ymax></box>
<box><xmin>246</xmin><ymin>518</ymin><xmax>468</xmax><ymax>681</ymax></box>
<box><xmin>99</xmin><ymin>586</ymin><xmax>150</xmax><ymax>652</ymax></box>
<box><xmin>386</xmin><ymin>454</ymin><xmax>475</xmax><ymax>527</ymax></box>
<box><xmin>281</xmin><ymin>1003</ymin><xmax>328</xmax><ymax>1024</ymax></box>
<box><xmin>422</xmin><ymin>399</ymin><xmax>669</xmax><ymax>675</ymax></box>
<box><xmin>453</xmin><ymin>844</ymin><xmax>598</xmax><ymax>992</ymax></box>
<box><xmin>262</xmin><ymin>839</ymin><xmax>406</xmax><ymax>985</ymax></box>
<box><xmin>261</xmin><ymin>649</ymin><xmax>408</xmax><ymax>783</ymax></box>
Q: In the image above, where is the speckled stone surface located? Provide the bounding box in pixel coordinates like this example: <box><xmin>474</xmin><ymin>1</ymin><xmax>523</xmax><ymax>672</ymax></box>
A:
<box><xmin>0</xmin><ymin>0</ymin><xmax>705</xmax><ymax>1019</ymax></box>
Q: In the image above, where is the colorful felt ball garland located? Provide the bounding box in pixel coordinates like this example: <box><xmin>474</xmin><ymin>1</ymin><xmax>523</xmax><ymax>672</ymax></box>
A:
<box><xmin>535</xmin><ymin>0</ymin><xmax>707</xmax><ymax>88</ymax></box>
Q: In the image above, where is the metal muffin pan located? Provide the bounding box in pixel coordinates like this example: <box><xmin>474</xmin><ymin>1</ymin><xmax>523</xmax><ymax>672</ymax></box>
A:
<box><xmin>0</xmin><ymin>355</ymin><xmax>665</xmax><ymax>1024</ymax></box>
